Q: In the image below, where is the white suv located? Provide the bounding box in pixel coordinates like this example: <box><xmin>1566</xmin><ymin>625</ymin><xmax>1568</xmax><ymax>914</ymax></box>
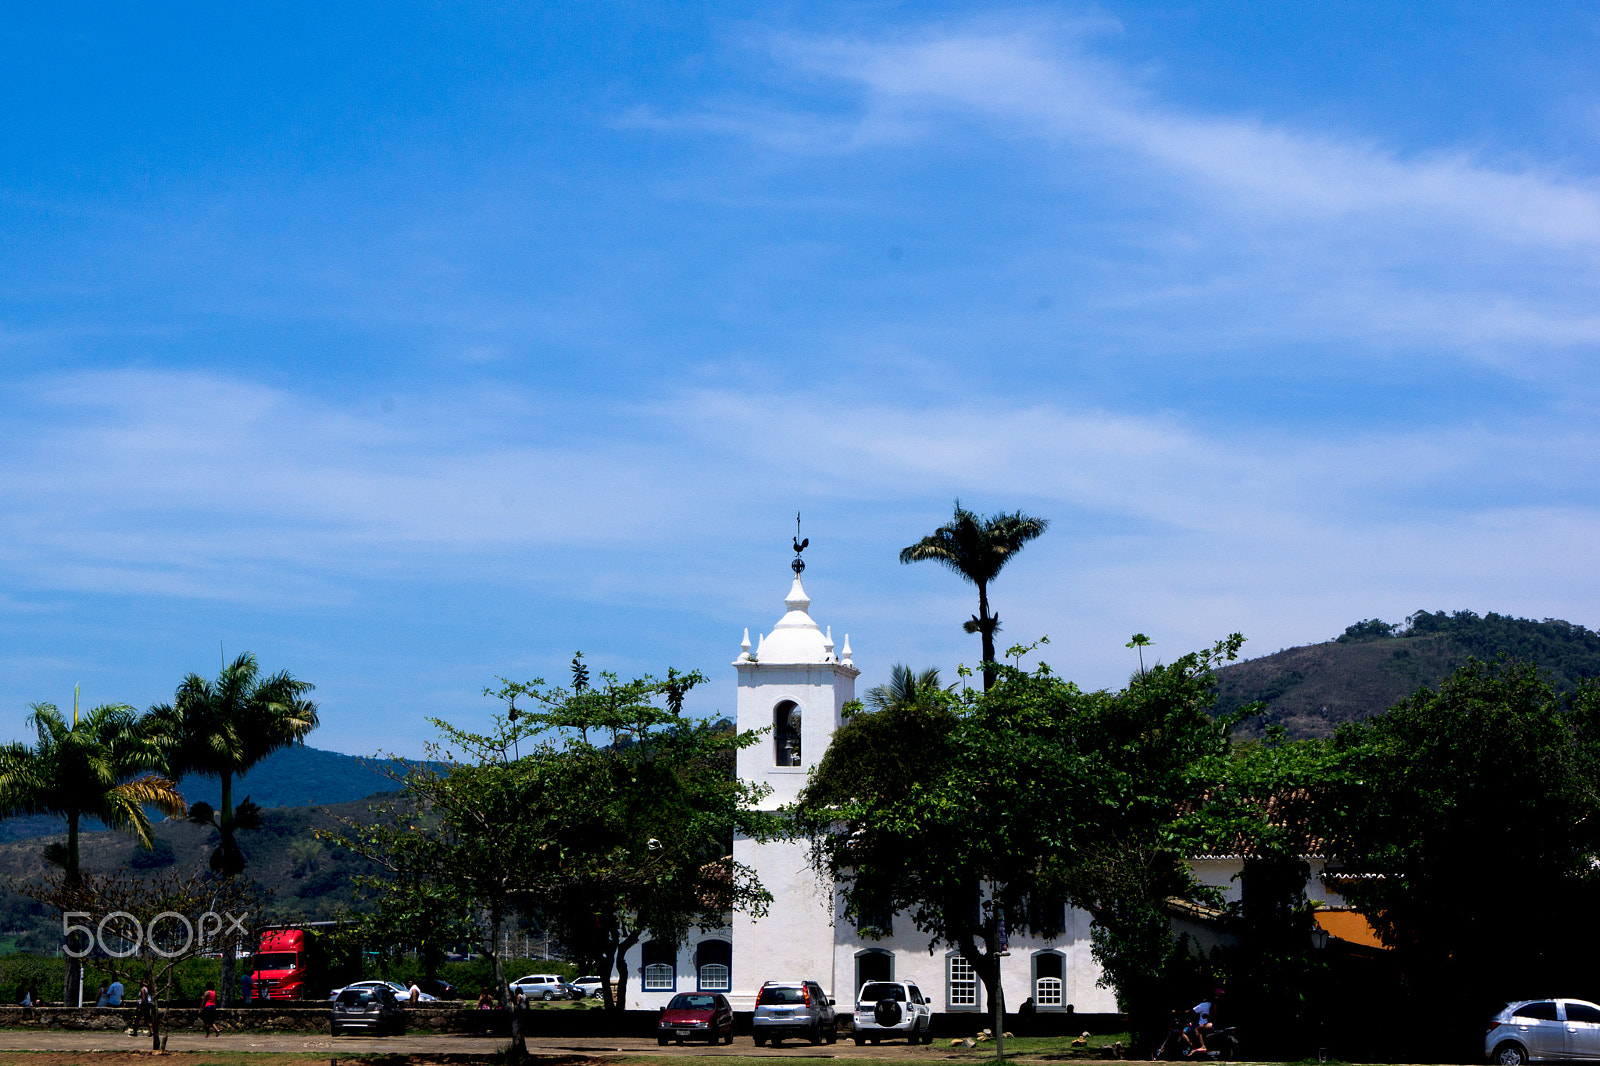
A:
<box><xmin>853</xmin><ymin>980</ymin><xmax>933</xmax><ymax>1045</ymax></box>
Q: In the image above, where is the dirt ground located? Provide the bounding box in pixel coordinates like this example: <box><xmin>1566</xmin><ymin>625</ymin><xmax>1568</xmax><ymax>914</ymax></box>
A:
<box><xmin>0</xmin><ymin>1032</ymin><xmax>1005</xmax><ymax>1063</ymax></box>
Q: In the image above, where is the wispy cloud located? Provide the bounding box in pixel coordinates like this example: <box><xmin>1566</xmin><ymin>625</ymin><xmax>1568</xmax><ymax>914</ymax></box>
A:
<box><xmin>769</xmin><ymin>25</ymin><xmax>1600</xmax><ymax>246</ymax></box>
<box><xmin>8</xmin><ymin>368</ymin><xmax>1597</xmax><ymax>616</ymax></box>
<box><xmin>633</xmin><ymin>21</ymin><xmax>1600</xmax><ymax>370</ymax></box>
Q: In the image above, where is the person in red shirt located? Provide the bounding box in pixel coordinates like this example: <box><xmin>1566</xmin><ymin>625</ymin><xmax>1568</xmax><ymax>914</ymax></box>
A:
<box><xmin>200</xmin><ymin>984</ymin><xmax>219</xmax><ymax>1038</ymax></box>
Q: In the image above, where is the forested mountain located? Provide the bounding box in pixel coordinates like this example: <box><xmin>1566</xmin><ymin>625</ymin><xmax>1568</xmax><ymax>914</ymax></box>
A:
<box><xmin>0</xmin><ymin>795</ymin><xmax>394</xmax><ymax>952</ymax></box>
<box><xmin>0</xmin><ymin>745</ymin><xmax>408</xmax><ymax>844</ymax></box>
<box><xmin>1215</xmin><ymin>610</ymin><xmax>1600</xmax><ymax>739</ymax></box>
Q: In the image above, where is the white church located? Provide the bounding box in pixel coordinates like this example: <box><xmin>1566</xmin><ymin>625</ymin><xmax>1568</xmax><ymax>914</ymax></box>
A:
<box><xmin>619</xmin><ymin>560</ymin><xmax>1119</xmax><ymax>1016</ymax></box>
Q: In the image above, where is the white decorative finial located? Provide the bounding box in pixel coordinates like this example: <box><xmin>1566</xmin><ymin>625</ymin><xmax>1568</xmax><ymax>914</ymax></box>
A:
<box><xmin>739</xmin><ymin>628</ymin><xmax>752</xmax><ymax>662</ymax></box>
<box><xmin>841</xmin><ymin>634</ymin><xmax>854</xmax><ymax>667</ymax></box>
<box><xmin>823</xmin><ymin>625</ymin><xmax>835</xmax><ymax>661</ymax></box>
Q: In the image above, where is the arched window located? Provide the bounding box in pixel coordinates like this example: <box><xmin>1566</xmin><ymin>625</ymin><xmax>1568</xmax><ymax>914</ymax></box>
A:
<box><xmin>774</xmin><ymin>701</ymin><xmax>802</xmax><ymax>766</ymax></box>
<box><xmin>854</xmin><ymin>949</ymin><xmax>893</xmax><ymax>995</ymax></box>
<box><xmin>641</xmin><ymin>940</ymin><xmax>675</xmax><ymax>992</ymax></box>
<box><xmin>946</xmin><ymin>950</ymin><xmax>980</xmax><ymax>1011</ymax></box>
<box><xmin>1032</xmin><ymin>951</ymin><xmax>1065</xmax><ymax>1010</ymax></box>
<box><xmin>696</xmin><ymin>939</ymin><xmax>731</xmax><ymax>991</ymax></box>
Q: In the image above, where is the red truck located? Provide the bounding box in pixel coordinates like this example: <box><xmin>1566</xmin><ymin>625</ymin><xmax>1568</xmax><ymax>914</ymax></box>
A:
<box><xmin>248</xmin><ymin>923</ymin><xmax>360</xmax><ymax>1000</ymax></box>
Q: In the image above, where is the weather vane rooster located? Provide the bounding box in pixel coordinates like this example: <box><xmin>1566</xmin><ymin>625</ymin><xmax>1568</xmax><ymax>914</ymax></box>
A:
<box><xmin>792</xmin><ymin>512</ymin><xmax>808</xmax><ymax>575</ymax></box>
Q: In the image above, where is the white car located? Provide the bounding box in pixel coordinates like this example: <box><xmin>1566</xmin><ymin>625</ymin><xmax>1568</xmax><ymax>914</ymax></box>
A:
<box><xmin>328</xmin><ymin>980</ymin><xmax>437</xmax><ymax>1003</ymax></box>
<box><xmin>852</xmin><ymin>980</ymin><xmax>933</xmax><ymax>1045</ymax></box>
<box><xmin>511</xmin><ymin>974</ymin><xmax>575</xmax><ymax>1001</ymax></box>
<box><xmin>572</xmin><ymin>975</ymin><xmax>606</xmax><ymax>998</ymax></box>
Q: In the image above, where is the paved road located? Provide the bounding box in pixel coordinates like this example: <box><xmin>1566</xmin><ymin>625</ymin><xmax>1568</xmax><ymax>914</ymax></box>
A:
<box><xmin>0</xmin><ymin>1031</ymin><xmax>976</xmax><ymax>1058</ymax></box>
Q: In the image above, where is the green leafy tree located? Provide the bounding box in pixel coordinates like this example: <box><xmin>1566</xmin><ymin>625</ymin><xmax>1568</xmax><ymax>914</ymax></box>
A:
<box><xmin>0</xmin><ymin>695</ymin><xmax>185</xmax><ymax>1004</ymax></box>
<box><xmin>796</xmin><ymin>636</ymin><xmax>1242</xmax><ymax>1046</ymax></box>
<box><xmin>147</xmin><ymin>651</ymin><xmax>317</xmax><ymax>1004</ymax></box>
<box><xmin>1324</xmin><ymin>658</ymin><xmax>1600</xmax><ymax>1060</ymax></box>
<box><xmin>900</xmin><ymin>502</ymin><xmax>1049</xmax><ymax>691</ymax></box>
<box><xmin>1203</xmin><ymin>730</ymin><xmax>1346</xmax><ymax>1056</ymax></box>
<box><xmin>318</xmin><ymin>801</ymin><xmax>481</xmax><ymax>983</ymax></box>
<box><xmin>488</xmin><ymin>660</ymin><xmax>775</xmax><ymax>1010</ymax></box>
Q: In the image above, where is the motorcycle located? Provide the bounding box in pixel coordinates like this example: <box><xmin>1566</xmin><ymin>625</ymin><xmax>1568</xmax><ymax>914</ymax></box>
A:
<box><xmin>1153</xmin><ymin>1021</ymin><xmax>1240</xmax><ymax>1061</ymax></box>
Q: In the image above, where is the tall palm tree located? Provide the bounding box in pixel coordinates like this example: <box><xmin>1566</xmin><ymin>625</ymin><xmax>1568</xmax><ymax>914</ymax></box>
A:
<box><xmin>900</xmin><ymin>502</ymin><xmax>1050</xmax><ymax>691</ymax></box>
<box><xmin>0</xmin><ymin>696</ymin><xmax>186</xmax><ymax>879</ymax></box>
<box><xmin>0</xmin><ymin>694</ymin><xmax>186</xmax><ymax>1005</ymax></box>
<box><xmin>147</xmin><ymin>652</ymin><xmax>318</xmax><ymax>877</ymax></box>
<box><xmin>148</xmin><ymin>652</ymin><xmax>315</xmax><ymax>1008</ymax></box>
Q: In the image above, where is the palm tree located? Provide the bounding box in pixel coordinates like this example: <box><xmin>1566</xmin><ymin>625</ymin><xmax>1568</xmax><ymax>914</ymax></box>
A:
<box><xmin>1126</xmin><ymin>633</ymin><xmax>1154</xmax><ymax>678</ymax></box>
<box><xmin>147</xmin><ymin>652</ymin><xmax>318</xmax><ymax>877</ymax></box>
<box><xmin>864</xmin><ymin>665</ymin><xmax>945</xmax><ymax>713</ymax></box>
<box><xmin>147</xmin><ymin>652</ymin><xmax>316</xmax><ymax>1008</ymax></box>
<box><xmin>900</xmin><ymin>502</ymin><xmax>1050</xmax><ymax>690</ymax></box>
<box><xmin>0</xmin><ymin>693</ymin><xmax>186</xmax><ymax>1004</ymax></box>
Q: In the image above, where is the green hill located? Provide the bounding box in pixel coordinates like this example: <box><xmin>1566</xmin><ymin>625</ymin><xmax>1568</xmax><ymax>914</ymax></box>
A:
<box><xmin>1215</xmin><ymin>610</ymin><xmax>1600</xmax><ymax>740</ymax></box>
<box><xmin>0</xmin><ymin>795</ymin><xmax>395</xmax><ymax>953</ymax></box>
<box><xmin>0</xmin><ymin>745</ymin><xmax>416</xmax><ymax>845</ymax></box>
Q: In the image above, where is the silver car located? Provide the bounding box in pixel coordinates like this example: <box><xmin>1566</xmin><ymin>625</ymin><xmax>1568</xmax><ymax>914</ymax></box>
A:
<box><xmin>1487</xmin><ymin>999</ymin><xmax>1600</xmax><ymax>1063</ymax></box>
<box><xmin>752</xmin><ymin>980</ymin><xmax>837</xmax><ymax>1045</ymax></box>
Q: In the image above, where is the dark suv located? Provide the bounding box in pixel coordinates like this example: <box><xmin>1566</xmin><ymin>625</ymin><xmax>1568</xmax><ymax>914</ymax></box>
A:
<box><xmin>752</xmin><ymin>980</ymin><xmax>837</xmax><ymax>1046</ymax></box>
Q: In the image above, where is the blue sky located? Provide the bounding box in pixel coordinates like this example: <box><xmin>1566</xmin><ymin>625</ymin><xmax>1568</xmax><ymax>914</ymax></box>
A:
<box><xmin>4</xmin><ymin>2</ymin><xmax>1600</xmax><ymax>757</ymax></box>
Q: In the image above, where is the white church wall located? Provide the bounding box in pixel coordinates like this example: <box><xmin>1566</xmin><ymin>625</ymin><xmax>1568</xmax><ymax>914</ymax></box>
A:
<box><xmin>727</xmin><ymin>832</ymin><xmax>838</xmax><ymax>1008</ymax></box>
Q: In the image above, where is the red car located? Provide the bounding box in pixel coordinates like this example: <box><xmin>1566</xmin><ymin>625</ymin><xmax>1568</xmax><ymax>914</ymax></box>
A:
<box><xmin>658</xmin><ymin>992</ymin><xmax>734</xmax><ymax>1045</ymax></box>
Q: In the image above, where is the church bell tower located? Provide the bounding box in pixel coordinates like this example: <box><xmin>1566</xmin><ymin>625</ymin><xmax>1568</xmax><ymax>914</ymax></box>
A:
<box><xmin>729</xmin><ymin>533</ymin><xmax>858</xmax><ymax>1005</ymax></box>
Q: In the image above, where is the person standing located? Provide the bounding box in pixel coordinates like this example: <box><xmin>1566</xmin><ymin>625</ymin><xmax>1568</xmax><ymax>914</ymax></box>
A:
<box><xmin>130</xmin><ymin>982</ymin><xmax>153</xmax><ymax>1036</ymax></box>
<box><xmin>107</xmin><ymin>978</ymin><xmax>123</xmax><ymax>1007</ymax></box>
<box><xmin>239</xmin><ymin>970</ymin><xmax>252</xmax><ymax>1005</ymax></box>
<box><xmin>408</xmin><ymin>979</ymin><xmax>421</xmax><ymax>1005</ymax></box>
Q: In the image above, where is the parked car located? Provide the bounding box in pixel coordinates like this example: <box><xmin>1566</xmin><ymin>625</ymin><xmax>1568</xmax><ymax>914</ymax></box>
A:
<box><xmin>417</xmin><ymin>977</ymin><xmax>458</xmax><ymax>1001</ymax></box>
<box><xmin>1488</xmin><ymin>999</ymin><xmax>1600</xmax><ymax>1064</ymax></box>
<box><xmin>852</xmin><ymin>980</ymin><xmax>933</xmax><ymax>1045</ymax></box>
<box><xmin>330</xmin><ymin>985</ymin><xmax>406</xmax><ymax>1036</ymax></box>
<box><xmin>510</xmin><ymin>974</ymin><xmax>576</xmax><ymax>1001</ymax></box>
<box><xmin>328</xmin><ymin>980</ymin><xmax>437</xmax><ymax>1003</ymax></box>
<box><xmin>573</xmin><ymin>975</ymin><xmax>606</xmax><ymax>999</ymax></box>
<box><xmin>752</xmin><ymin>980</ymin><xmax>837</xmax><ymax>1046</ymax></box>
<box><xmin>658</xmin><ymin>992</ymin><xmax>735</xmax><ymax>1045</ymax></box>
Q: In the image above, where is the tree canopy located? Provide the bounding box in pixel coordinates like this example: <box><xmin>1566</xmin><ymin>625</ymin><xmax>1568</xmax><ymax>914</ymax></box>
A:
<box><xmin>796</xmin><ymin>635</ymin><xmax>1245</xmax><ymax>1042</ymax></box>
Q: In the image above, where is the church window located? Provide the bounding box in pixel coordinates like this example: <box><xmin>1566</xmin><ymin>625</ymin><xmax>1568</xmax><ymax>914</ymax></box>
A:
<box><xmin>1033</xmin><ymin>951</ymin><xmax>1065</xmax><ymax>1010</ymax></box>
<box><xmin>855</xmin><ymin>949</ymin><xmax>892</xmax><ymax>992</ymax></box>
<box><xmin>774</xmin><ymin>702</ymin><xmax>802</xmax><ymax>766</ymax></box>
<box><xmin>696</xmin><ymin>939</ymin><xmax>731</xmax><ymax>991</ymax></box>
<box><xmin>855</xmin><ymin>900</ymin><xmax>893</xmax><ymax>938</ymax></box>
<box><xmin>947</xmin><ymin>952</ymin><xmax>979</xmax><ymax>1010</ymax></box>
<box><xmin>642</xmin><ymin>940</ymin><xmax>675</xmax><ymax>991</ymax></box>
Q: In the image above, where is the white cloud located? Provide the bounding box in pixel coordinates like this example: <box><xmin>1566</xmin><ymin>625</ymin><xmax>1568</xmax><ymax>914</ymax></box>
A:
<box><xmin>8</xmin><ymin>368</ymin><xmax>1600</xmax><ymax>726</ymax></box>
<box><xmin>774</xmin><ymin>27</ymin><xmax>1600</xmax><ymax>246</ymax></box>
